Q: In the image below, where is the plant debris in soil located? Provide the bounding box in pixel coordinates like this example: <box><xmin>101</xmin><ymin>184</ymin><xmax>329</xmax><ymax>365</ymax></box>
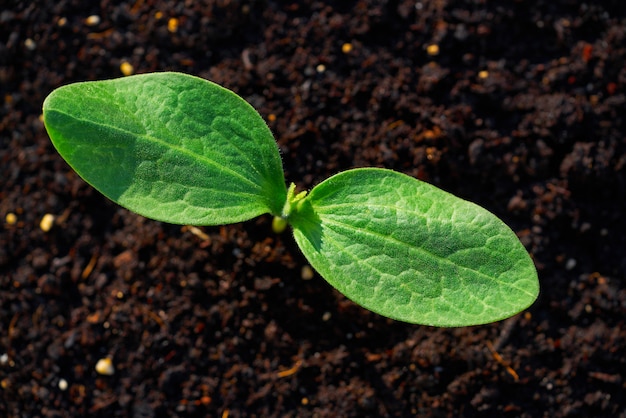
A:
<box><xmin>1</xmin><ymin>1</ymin><xmax>626</xmax><ymax>417</ymax></box>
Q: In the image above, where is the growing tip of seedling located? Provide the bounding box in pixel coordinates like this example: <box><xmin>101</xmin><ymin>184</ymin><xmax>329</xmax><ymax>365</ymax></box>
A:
<box><xmin>273</xmin><ymin>183</ymin><xmax>308</xmax><ymax>233</ymax></box>
<box><xmin>282</xmin><ymin>183</ymin><xmax>308</xmax><ymax>215</ymax></box>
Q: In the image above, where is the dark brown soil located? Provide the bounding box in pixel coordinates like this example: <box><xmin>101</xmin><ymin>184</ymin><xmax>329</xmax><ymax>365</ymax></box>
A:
<box><xmin>2</xmin><ymin>1</ymin><xmax>626</xmax><ymax>417</ymax></box>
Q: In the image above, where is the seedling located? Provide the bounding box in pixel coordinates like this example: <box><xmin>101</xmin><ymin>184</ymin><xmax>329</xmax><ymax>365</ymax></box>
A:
<box><xmin>42</xmin><ymin>72</ymin><xmax>538</xmax><ymax>327</ymax></box>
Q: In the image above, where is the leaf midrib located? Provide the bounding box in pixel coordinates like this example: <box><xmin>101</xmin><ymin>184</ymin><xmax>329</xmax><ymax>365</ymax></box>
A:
<box><xmin>319</xmin><ymin>215</ymin><xmax>535</xmax><ymax>298</ymax></box>
<box><xmin>316</xmin><ymin>228</ymin><xmax>475</xmax><ymax>319</ymax></box>
<box><xmin>49</xmin><ymin>108</ymin><xmax>262</xmax><ymax>190</ymax></box>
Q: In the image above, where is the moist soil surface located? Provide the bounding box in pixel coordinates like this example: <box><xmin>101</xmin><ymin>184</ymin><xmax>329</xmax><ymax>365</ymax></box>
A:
<box><xmin>2</xmin><ymin>1</ymin><xmax>626</xmax><ymax>417</ymax></box>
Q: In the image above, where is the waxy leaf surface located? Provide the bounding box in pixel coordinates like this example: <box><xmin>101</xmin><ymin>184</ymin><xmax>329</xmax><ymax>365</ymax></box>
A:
<box><xmin>291</xmin><ymin>168</ymin><xmax>539</xmax><ymax>326</ymax></box>
<box><xmin>43</xmin><ymin>72</ymin><xmax>286</xmax><ymax>225</ymax></box>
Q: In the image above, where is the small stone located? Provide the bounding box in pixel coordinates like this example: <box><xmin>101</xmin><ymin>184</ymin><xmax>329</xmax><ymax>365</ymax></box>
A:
<box><xmin>565</xmin><ymin>258</ymin><xmax>577</xmax><ymax>270</ymax></box>
<box><xmin>40</xmin><ymin>213</ymin><xmax>55</xmax><ymax>232</ymax></box>
<box><xmin>301</xmin><ymin>265</ymin><xmax>314</xmax><ymax>280</ymax></box>
<box><xmin>120</xmin><ymin>61</ymin><xmax>134</xmax><ymax>76</ymax></box>
<box><xmin>5</xmin><ymin>213</ymin><xmax>17</xmax><ymax>225</ymax></box>
<box><xmin>58</xmin><ymin>378</ymin><xmax>68</xmax><ymax>391</ymax></box>
<box><xmin>478</xmin><ymin>70</ymin><xmax>489</xmax><ymax>79</ymax></box>
<box><xmin>341</xmin><ymin>43</ymin><xmax>353</xmax><ymax>53</ymax></box>
<box><xmin>95</xmin><ymin>357</ymin><xmax>115</xmax><ymax>375</ymax></box>
<box><xmin>85</xmin><ymin>15</ymin><xmax>101</xmax><ymax>26</ymax></box>
<box><xmin>426</xmin><ymin>44</ymin><xmax>439</xmax><ymax>56</ymax></box>
<box><xmin>24</xmin><ymin>38</ymin><xmax>36</xmax><ymax>50</ymax></box>
<box><xmin>168</xmin><ymin>18</ymin><xmax>179</xmax><ymax>33</ymax></box>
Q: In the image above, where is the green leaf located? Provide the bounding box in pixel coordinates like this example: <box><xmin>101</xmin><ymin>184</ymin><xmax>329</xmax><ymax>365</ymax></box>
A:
<box><xmin>43</xmin><ymin>72</ymin><xmax>286</xmax><ymax>225</ymax></box>
<box><xmin>290</xmin><ymin>168</ymin><xmax>539</xmax><ymax>326</ymax></box>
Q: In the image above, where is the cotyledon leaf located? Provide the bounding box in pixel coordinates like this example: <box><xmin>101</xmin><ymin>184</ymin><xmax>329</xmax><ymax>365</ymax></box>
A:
<box><xmin>290</xmin><ymin>168</ymin><xmax>539</xmax><ymax>326</ymax></box>
<box><xmin>43</xmin><ymin>72</ymin><xmax>286</xmax><ymax>225</ymax></box>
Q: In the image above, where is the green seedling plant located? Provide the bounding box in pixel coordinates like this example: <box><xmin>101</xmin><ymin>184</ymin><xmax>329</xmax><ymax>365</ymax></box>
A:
<box><xmin>43</xmin><ymin>72</ymin><xmax>539</xmax><ymax>327</ymax></box>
